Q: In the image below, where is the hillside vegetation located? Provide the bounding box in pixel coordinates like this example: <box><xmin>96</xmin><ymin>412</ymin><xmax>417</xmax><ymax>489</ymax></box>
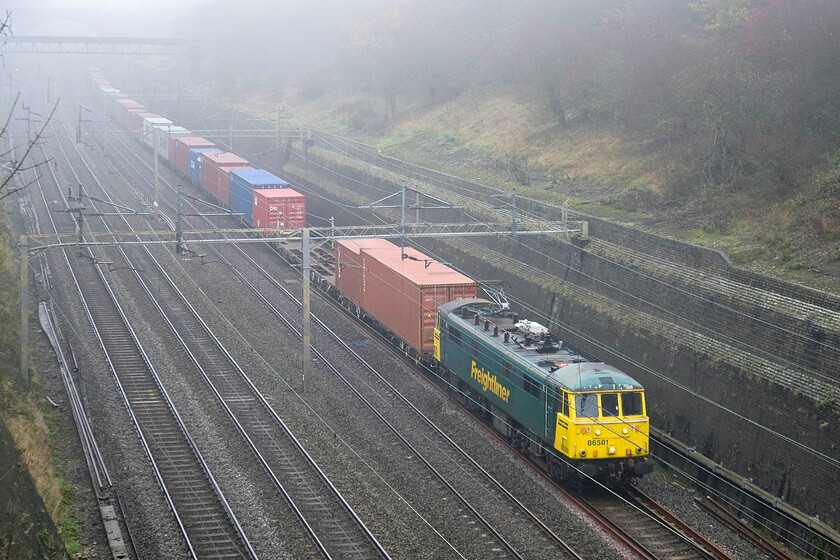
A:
<box><xmin>0</xmin><ymin>208</ymin><xmax>74</xmax><ymax>557</ymax></box>
<box><xmin>180</xmin><ymin>0</ymin><xmax>840</xmax><ymax>292</ymax></box>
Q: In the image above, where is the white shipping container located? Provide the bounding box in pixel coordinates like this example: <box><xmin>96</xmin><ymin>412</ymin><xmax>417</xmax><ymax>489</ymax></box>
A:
<box><xmin>152</xmin><ymin>125</ymin><xmax>190</xmax><ymax>156</ymax></box>
<box><xmin>141</xmin><ymin>117</ymin><xmax>173</xmax><ymax>147</ymax></box>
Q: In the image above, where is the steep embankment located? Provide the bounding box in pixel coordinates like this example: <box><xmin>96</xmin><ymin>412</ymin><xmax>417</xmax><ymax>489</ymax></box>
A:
<box><xmin>246</xmin><ymin>86</ymin><xmax>840</xmax><ymax>295</ymax></box>
<box><xmin>0</xmin><ymin>200</ymin><xmax>73</xmax><ymax>558</ymax></box>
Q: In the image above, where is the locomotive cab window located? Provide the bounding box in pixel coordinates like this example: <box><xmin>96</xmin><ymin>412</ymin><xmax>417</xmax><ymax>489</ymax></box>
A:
<box><xmin>621</xmin><ymin>392</ymin><xmax>644</xmax><ymax>416</ymax></box>
<box><xmin>601</xmin><ymin>393</ymin><xmax>619</xmax><ymax>417</ymax></box>
<box><xmin>575</xmin><ymin>393</ymin><xmax>599</xmax><ymax>418</ymax></box>
<box><xmin>558</xmin><ymin>391</ymin><xmax>570</xmax><ymax>417</ymax></box>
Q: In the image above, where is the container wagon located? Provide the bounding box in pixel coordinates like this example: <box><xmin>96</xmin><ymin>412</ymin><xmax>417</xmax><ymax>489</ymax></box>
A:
<box><xmin>334</xmin><ymin>239</ymin><xmax>477</xmax><ymax>357</ymax></box>
<box><xmin>170</xmin><ymin>137</ymin><xmax>215</xmax><ymax>175</ymax></box>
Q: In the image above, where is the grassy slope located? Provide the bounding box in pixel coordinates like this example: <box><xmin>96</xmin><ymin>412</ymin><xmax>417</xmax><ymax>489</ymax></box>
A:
<box><xmin>270</xmin><ymin>87</ymin><xmax>840</xmax><ymax>295</ymax></box>
<box><xmin>0</xmin><ymin>201</ymin><xmax>80</xmax><ymax>555</ymax></box>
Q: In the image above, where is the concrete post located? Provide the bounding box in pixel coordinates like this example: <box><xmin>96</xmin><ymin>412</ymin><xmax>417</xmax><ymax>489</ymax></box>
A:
<box><xmin>301</xmin><ymin>228</ymin><xmax>311</xmax><ymax>393</ymax></box>
<box><xmin>19</xmin><ymin>235</ymin><xmax>29</xmax><ymax>383</ymax></box>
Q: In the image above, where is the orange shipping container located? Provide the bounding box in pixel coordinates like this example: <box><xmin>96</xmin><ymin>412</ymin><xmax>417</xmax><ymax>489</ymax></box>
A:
<box><xmin>113</xmin><ymin>99</ymin><xmax>145</xmax><ymax>130</ymax></box>
<box><xmin>335</xmin><ymin>239</ymin><xmax>477</xmax><ymax>355</ymax></box>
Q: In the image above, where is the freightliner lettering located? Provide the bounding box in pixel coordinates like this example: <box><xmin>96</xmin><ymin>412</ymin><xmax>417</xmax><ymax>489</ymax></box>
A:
<box><xmin>471</xmin><ymin>361</ymin><xmax>511</xmax><ymax>403</ymax></box>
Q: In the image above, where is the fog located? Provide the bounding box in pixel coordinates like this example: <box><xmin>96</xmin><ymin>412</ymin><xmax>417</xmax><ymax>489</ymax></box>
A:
<box><xmin>7</xmin><ymin>0</ymin><xmax>840</xmax><ymax>203</ymax></box>
<box><xmin>4</xmin><ymin>0</ymin><xmax>206</xmax><ymax>36</ymax></box>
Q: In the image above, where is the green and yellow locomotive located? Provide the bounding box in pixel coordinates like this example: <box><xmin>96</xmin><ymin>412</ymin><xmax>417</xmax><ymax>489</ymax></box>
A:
<box><xmin>434</xmin><ymin>298</ymin><xmax>652</xmax><ymax>486</ymax></box>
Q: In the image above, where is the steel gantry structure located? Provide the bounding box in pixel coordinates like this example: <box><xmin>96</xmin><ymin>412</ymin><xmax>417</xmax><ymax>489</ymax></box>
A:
<box><xmin>0</xmin><ymin>36</ymin><xmax>197</xmax><ymax>56</ymax></box>
<box><xmin>20</xmin><ymin>219</ymin><xmax>588</xmax><ymax>390</ymax></box>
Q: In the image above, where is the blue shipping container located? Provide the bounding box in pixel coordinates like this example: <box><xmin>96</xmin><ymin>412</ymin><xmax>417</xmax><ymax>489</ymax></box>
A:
<box><xmin>230</xmin><ymin>168</ymin><xmax>290</xmax><ymax>226</ymax></box>
<box><xmin>189</xmin><ymin>148</ymin><xmax>222</xmax><ymax>183</ymax></box>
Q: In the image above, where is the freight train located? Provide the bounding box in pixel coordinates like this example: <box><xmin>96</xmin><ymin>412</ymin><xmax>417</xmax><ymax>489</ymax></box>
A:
<box><xmin>89</xmin><ymin>68</ymin><xmax>652</xmax><ymax>486</ymax></box>
<box><xmin>88</xmin><ymin>67</ymin><xmax>306</xmax><ymax>233</ymax></box>
<box><xmin>330</xmin><ymin>239</ymin><xmax>653</xmax><ymax>487</ymax></box>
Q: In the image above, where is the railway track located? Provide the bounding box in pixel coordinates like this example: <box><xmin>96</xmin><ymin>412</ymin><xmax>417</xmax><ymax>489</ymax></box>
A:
<box><xmin>32</xmin><ymin>110</ymin><xmax>258</xmax><ymax>560</ymax></box>
<box><xmin>93</xmin><ymin>103</ymin><xmax>589</xmax><ymax>559</ymax></box>
<box><xmin>695</xmin><ymin>495</ymin><xmax>798</xmax><ymax>560</ymax></box>
<box><xmin>67</xmin><ymin>233</ymin><xmax>255</xmax><ymax>560</ymax></box>
<box><xmin>95</xmin><ymin>199</ymin><xmax>391</xmax><ymax>560</ymax></box>
<box><xmin>16</xmin><ymin>167</ymin><xmax>137</xmax><ymax>560</ymax></box>
<box><xmin>308</xmin><ymin>269</ymin><xmax>745</xmax><ymax>560</ymax></box>
<box><xmin>62</xmin><ymin>107</ymin><xmax>396</xmax><ymax>558</ymax></box>
<box><xmin>580</xmin><ymin>490</ymin><xmax>720</xmax><ymax>560</ymax></box>
<box><xmin>67</xmin><ymin>81</ymin><xmax>781</xmax><ymax>559</ymax></box>
<box><xmin>38</xmin><ymin>301</ymin><xmax>135</xmax><ymax>560</ymax></box>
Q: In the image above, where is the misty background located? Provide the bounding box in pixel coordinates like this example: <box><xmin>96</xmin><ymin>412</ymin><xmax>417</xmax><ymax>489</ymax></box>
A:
<box><xmin>8</xmin><ymin>1</ymin><xmax>840</xmax><ymax>256</ymax></box>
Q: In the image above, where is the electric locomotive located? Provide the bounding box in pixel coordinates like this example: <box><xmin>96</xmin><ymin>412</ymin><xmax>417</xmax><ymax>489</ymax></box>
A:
<box><xmin>434</xmin><ymin>298</ymin><xmax>653</xmax><ymax>486</ymax></box>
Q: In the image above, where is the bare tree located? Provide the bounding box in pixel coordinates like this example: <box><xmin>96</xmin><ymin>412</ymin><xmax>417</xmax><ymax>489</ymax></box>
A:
<box><xmin>0</xmin><ymin>94</ymin><xmax>58</xmax><ymax>201</ymax></box>
<box><xmin>0</xmin><ymin>11</ymin><xmax>57</xmax><ymax>201</ymax></box>
<box><xmin>0</xmin><ymin>10</ymin><xmax>10</xmax><ymax>42</ymax></box>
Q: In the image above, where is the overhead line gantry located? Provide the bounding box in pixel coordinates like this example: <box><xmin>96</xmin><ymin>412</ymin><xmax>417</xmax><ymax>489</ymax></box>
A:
<box><xmin>20</xmin><ymin>219</ymin><xmax>588</xmax><ymax>390</ymax></box>
<box><xmin>0</xmin><ymin>36</ymin><xmax>198</xmax><ymax>56</ymax></box>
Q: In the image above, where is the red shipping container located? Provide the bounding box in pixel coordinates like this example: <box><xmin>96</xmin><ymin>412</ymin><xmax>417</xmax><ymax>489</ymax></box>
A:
<box><xmin>252</xmin><ymin>188</ymin><xmax>306</xmax><ymax>231</ymax></box>
<box><xmin>104</xmin><ymin>91</ymin><xmax>127</xmax><ymax>119</ymax></box>
<box><xmin>115</xmin><ymin>104</ymin><xmax>145</xmax><ymax>131</ymax></box>
<box><xmin>335</xmin><ymin>240</ymin><xmax>477</xmax><ymax>354</ymax></box>
<box><xmin>169</xmin><ymin>136</ymin><xmax>215</xmax><ymax>174</ymax></box>
<box><xmin>126</xmin><ymin>112</ymin><xmax>160</xmax><ymax>137</ymax></box>
<box><xmin>199</xmin><ymin>152</ymin><xmax>251</xmax><ymax>206</ymax></box>
<box><xmin>113</xmin><ymin>99</ymin><xmax>144</xmax><ymax>130</ymax></box>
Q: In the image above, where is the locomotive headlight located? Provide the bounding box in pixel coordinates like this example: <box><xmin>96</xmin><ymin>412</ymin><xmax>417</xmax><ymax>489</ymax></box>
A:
<box><xmin>622</xmin><ymin>427</ymin><xmax>628</xmax><ymax>435</ymax></box>
<box><xmin>608</xmin><ymin>446</ymin><xmax>616</xmax><ymax>455</ymax></box>
<box><xmin>595</xmin><ymin>428</ymin><xmax>601</xmax><ymax>436</ymax></box>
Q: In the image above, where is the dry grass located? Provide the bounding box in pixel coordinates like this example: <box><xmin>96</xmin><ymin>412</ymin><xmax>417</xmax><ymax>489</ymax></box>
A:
<box><xmin>389</xmin><ymin>93</ymin><xmax>663</xmax><ymax>191</ymax></box>
<box><xmin>263</xmin><ymin>86</ymin><xmax>664</xmax><ymax>194</ymax></box>
<box><xmin>1</xmin><ymin>388</ymin><xmax>63</xmax><ymax>520</ymax></box>
<box><xmin>0</xmin><ymin>212</ymin><xmax>64</xmax><ymax>524</ymax></box>
<box><xmin>251</xmin><ymin>84</ymin><xmax>840</xmax><ymax>293</ymax></box>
